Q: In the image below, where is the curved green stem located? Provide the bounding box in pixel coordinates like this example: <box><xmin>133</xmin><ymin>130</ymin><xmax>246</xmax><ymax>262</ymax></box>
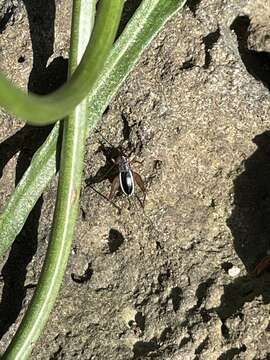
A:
<box><xmin>1</xmin><ymin>0</ymin><xmax>123</xmax><ymax>358</ymax></box>
<box><xmin>0</xmin><ymin>0</ymin><xmax>123</xmax><ymax>125</ymax></box>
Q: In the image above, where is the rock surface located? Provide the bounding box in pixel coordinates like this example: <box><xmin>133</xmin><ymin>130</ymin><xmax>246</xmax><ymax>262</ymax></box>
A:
<box><xmin>0</xmin><ymin>0</ymin><xmax>270</xmax><ymax>359</ymax></box>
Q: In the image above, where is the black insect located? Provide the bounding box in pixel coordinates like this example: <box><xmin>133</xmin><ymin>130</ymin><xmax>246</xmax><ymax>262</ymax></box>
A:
<box><xmin>88</xmin><ymin>134</ymin><xmax>146</xmax><ymax>206</ymax></box>
<box><xmin>108</xmin><ymin>154</ymin><xmax>146</xmax><ymax>205</ymax></box>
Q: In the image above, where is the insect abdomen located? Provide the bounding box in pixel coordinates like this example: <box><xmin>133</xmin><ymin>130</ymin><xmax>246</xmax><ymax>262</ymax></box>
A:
<box><xmin>119</xmin><ymin>171</ymin><xmax>134</xmax><ymax>196</ymax></box>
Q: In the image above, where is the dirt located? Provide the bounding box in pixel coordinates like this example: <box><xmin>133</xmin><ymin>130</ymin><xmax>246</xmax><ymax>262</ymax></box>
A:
<box><xmin>0</xmin><ymin>0</ymin><xmax>270</xmax><ymax>359</ymax></box>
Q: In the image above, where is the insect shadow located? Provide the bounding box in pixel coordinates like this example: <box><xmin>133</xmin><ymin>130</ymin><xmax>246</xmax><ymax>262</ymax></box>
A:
<box><xmin>86</xmin><ymin>143</ymin><xmax>123</xmax><ymax>187</ymax></box>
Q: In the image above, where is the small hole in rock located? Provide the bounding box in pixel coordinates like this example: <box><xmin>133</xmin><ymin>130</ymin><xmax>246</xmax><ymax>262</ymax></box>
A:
<box><xmin>240</xmin><ymin>344</ymin><xmax>247</xmax><ymax>352</ymax></box>
<box><xmin>108</xmin><ymin>229</ymin><xmax>124</xmax><ymax>253</ymax></box>
<box><xmin>221</xmin><ymin>261</ymin><xmax>233</xmax><ymax>273</ymax></box>
<box><xmin>18</xmin><ymin>56</ymin><xmax>25</xmax><ymax>63</ymax></box>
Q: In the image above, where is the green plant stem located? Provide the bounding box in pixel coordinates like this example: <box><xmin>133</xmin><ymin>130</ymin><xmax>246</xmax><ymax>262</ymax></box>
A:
<box><xmin>0</xmin><ymin>0</ymin><xmax>123</xmax><ymax>125</ymax></box>
<box><xmin>0</xmin><ymin>0</ymin><xmax>187</xmax><ymax>259</ymax></box>
<box><xmin>1</xmin><ymin>0</ymin><xmax>123</xmax><ymax>358</ymax></box>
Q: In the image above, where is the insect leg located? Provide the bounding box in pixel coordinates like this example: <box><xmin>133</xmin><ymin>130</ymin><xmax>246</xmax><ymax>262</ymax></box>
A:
<box><xmin>133</xmin><ymin>171</ymin><xmax>146</xmax><ymax>206</ymax></box>
<box><xmin>109</xmin><ymin>175</ymin><xmax>120</xmax><ymax>201</ymax></box>
<box><xmin>130</xmin><ymin>156</ymin><xmax>144</xmax><ymax>166</ymax></box>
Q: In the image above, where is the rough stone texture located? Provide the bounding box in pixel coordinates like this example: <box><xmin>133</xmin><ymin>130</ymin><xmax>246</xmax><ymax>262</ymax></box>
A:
<box><xmin>0</xmin><ymin>0</ymin><xmax>270</xmax><ymax>359</ymax></box>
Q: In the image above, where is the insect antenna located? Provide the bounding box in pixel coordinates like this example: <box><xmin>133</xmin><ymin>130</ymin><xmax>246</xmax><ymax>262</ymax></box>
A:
<box><xmin>95</xmin><ymin>129</ymin><xmax>130</xmax><ymax>157</ymax></box>
<box><xmin>95</xmin><ymin>129</ymin><xmax>116</xmax><ymax>149</ymax></box>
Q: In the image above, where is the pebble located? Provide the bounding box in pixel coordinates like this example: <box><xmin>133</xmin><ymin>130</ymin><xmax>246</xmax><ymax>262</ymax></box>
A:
<box><xmin>228</xmin><ymin>266</ymin><xmax>241</xmax><ymax>277</ymax></box>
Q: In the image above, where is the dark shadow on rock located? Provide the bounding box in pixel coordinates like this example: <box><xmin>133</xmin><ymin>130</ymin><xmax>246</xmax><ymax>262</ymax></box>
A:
<box><xmin>227</xmin><ymin>131</ymin><xmax>270</xmax><ymax>273</ymax></box>
<box><xmin>203</xmin><ymin>28</ymin><xmax>220</xmax><ymax>69</ymax></box>
<box><xmin>0</xmin><ymin>0</ymin><xmax>68</xmax><ymax>338</ymax></box>
<box><xmin>214</xmin><ymin>132</ymin><xmax>270</xmax><ymax>323</ymax></box>
<box><xmin>85</xmin><ymin>133</ymin><xmax>137</xmax><ymax>187</ymax></box>
<box><xmin>217</xmin><ymin>345</ymin><xmax>247</xmax><ymax>360</ymax></box>
<box><xmin>186</xmin><ymin>0</ymin><xmax>201</xmax><ymax>16</ymax></box>
<box><xmin>212</xmin><ymin>274</ymin><xmax>270</xmax><ymax>329</ymax></box>
<box><xmin>133</xmin><ymin>338</ymin><xmax>159</xmax><ymax>358</ymax></box>
<box><xmin>0</xmin><ymin>4</ymin><xmax>16</xmax><ymax>34</ymax></box>
<box><xmin>230</xmin><ymin>15</ymin><xmax>270</xmax><ymax>89</ymax></box>
<box><xmin>86</xmin><ymin>144</ymin><xmax>120</xmax><ymax>187</ymax></box>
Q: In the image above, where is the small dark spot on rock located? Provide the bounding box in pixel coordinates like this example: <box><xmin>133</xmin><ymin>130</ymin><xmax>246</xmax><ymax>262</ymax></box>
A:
<box><xmin>175</xmin><ymin>127</ymin><xmax>181</xmax><ymax>134</ymax></box>
<box><xmin>221</xmin><ymin>261</ymin><xmax>233</xmax><ymax>273</ymax></box>
<box><xmin>221</xmin><ymin>323</ymin><xmax>230</xmax><ymax>339</ymax></box>
<box><xmin>80</xmin><ymin>206</ymin><xmax>86</xmax><ymax>221</ymax></box>
<box><xmin>156</xmin><ymin>241</ymin><xmax>162</xmax><ymax>251</ymax></box>
<box><xmin>170</xmin><ymin>286</ymin><xmax>183</xmax><ymax>312</ymax></box>
<box><xmin>135</xmin><ymin>312</ymin><xmax>145</xmax><ymax>332</ymax></box>
<box><xmin>108</xmin><ymin>229</ymin><xmax>125</xmax><ymax>253</ymax></box>
<box><xmin>153</xmin><ymin>159</ymin><xmax>162</xmax><ymax>171</ymax></box>
<box><xmin>71</xmin><ymin>263</ymin><xmax>93</xmax><ymax>284</ymax></box>
<box><xmin>180</xmin><ymin>59</ymin><xmax>195</xmax><ymax>70</ymax></box>
<box><xmin>158</xmin><ymin>269</ymin><xmax>171</xmax><ymax>287</ymax></box>
<box><xmin>18</xmin><ymin>56</ymin><xmax>25</xmax><ymax>63</ymax></box>
<box><xmin>24</xmin><ymin>283</ymin><xmax>37</xmax><ymax>290</ymax></box>
<box><xmin>240</xmin><ymin>344</ymin><xmax>247</xmax><ymax>352</ymax></box>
